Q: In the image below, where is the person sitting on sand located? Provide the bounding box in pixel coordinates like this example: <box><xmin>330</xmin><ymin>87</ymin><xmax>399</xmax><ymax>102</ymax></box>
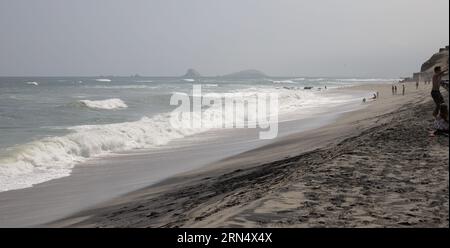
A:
<box><xmin>430</xmin><ymin>103</ymin><xmax>449</xmax><ymax>136</ymax></box>
<box><xmin>442</xmin><ymin>80</ymin><xmax>450</xmax><ymax>91</ymax></box>
<box><xmin>431</xmin><ymin>66</ymin><xmax>449</xmax><ymax>117</ymax></box>
<box><xmin>371</xmin><ymin>93</ymin><xmax>377</xmax><ymax>100</ymax></box>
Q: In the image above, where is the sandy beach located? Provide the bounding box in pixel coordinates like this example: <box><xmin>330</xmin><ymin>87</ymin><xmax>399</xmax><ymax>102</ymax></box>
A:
<box><xmin>1</xmin><ymin>1</ymin><xmax>449</xmax><ymax>236</ymax></box>
<box><xmin>49</xmin><ymin>82</ymin><xmax>449</xmax><ymax>228</ymax></box>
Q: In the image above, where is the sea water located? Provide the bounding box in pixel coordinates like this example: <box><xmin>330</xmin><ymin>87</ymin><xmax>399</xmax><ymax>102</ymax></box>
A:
<box><xmin>0</xmin><ymin>76</ymin><xmax>396</xmax><ymax>192</ymax></box>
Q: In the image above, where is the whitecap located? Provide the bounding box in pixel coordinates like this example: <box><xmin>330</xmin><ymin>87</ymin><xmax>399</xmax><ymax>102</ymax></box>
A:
<box><xmin>78</xmin><ymin>98</ymin><xmax>128</xmax><ymax>110</ymax></box>
<box><xmin>95</xmin><ymin>79</ymin><xmax>112</xmax><ymax>82</ymax></box>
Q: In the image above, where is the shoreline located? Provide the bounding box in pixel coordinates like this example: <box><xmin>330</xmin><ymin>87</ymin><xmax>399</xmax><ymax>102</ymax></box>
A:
<box><xmin>49</xmin><ymin>83</ymin><xmax>449</xmax><ymax>227</ymax></box>
<box><xmin>0</xmin><ymin>81</ymin><xmax>366</xmax><ymax>193</ymax></box>
<box><xmin>0</xmin><ymin>83</ymin><xmax>371</xmax><ymax>227</ymax></box>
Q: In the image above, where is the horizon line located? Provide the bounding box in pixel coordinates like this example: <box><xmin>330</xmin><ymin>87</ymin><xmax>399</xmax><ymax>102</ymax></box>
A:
<box><xmin>0</xmin><ymin>74</ymin><xmax>406</xmax><ymax>79</ymax></box>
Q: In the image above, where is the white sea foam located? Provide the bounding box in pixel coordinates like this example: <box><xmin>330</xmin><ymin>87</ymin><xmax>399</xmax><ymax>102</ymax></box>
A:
<box><xmin>0</xmin><ymin>114</ymin><xmax>198</xmax><ymax>191</ymax></box>
<box><xmin>237</xmin><ymin>87</ymin><xmax>354</xmax><ymax>114</ymax></box>
<box><xmin>183</xmin><ymin>79</ymin><xmax>195</xmax><ymax>82</ymax></box>
<box><xmin>336</xmin><ymin>78</ymin><xmax>400</xmax><ymax>82</ymax></box>
<box><xmin>79</xmin><ymin>98</ymin><xmax>128</xmax><ymax>110</ymax></box>
<box><xmin>25</xmin><ymin>82</ymin><xmax>39</xmax><ymax>86</ymax></box>
<box><xmin>308</xmin><ymin>78</ymin><xmax>326</xmax><ymax>82</ymax></box>
<box><xmin>272</xmin><ymin>80</ymin><xmax>295</xmax><ymax>84</ymax></box>
<box><xmin>95</xmin><ymin>78</ymin><xmax>112</xmax><ymax>82</ymax></box>
<box><xmin>85</xmin><ymin>85</ymin><xmax>159</xmax><ymax>89</ymax></box>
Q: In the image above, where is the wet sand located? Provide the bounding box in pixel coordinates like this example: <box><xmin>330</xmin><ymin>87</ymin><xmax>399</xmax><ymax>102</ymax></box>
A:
<box><xmin>51</xmin><ymin>83</ymin><xmax>449</xmax><ymax>228</ymax></box>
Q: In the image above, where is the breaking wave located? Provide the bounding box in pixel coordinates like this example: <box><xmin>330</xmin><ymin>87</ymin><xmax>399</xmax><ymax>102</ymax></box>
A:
<box><xmin>78</xmin><ymin>98</ymin><xmax>128</xmax><ymax>110</ymax></box>
<box><xmin>95</xmin><ymin>79</ymin><xmax>112</xmax><ymax>82</ymax></box>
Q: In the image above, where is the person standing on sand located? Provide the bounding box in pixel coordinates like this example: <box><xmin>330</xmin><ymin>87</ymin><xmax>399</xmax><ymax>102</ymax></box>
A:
<box><xmin>392</xmin><ymin>85</ymin><xmax>395</xmax><ymax>95</ymax></box>
<box><xmin>431</xmin><ymin>66</ymin><xmax>449</xmax><ymax>117</ymax></box>
<box><xmin>394</xmin><ymin>85</ymin><xmax>398</xmax><ymax>95</ymax></box>
<box><xmin>416</xmin><ymin>80</ymin><xmax>419</xmax><ymax>90</ymax></box>
<box><xmin>402</xmin><ymin>84</ymin><xmax>405</xmax><ymax>95</ymax></box>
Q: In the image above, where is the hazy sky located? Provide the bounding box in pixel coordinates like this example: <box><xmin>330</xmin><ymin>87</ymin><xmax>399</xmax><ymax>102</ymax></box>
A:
<box><xmin>0</xmin><ymin>0</ymin><xmax>448</xmax><ymax>77</ymax></box>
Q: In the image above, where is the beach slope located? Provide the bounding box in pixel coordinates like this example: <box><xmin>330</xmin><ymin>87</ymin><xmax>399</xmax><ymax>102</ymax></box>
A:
<box><xmin>51</xmin><ymin>85</ymin><xmax>449</xmax><ymax>228</ymax></box>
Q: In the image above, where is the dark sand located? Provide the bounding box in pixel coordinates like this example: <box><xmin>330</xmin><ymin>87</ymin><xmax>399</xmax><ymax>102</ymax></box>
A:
<box><xmin>51</xmin><ymin>84</ymin><xmax>449</xmax><ymax>228</ymax></box>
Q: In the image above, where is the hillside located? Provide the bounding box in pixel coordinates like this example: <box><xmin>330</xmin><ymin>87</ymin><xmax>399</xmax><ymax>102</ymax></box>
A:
<box><xmin>421</xmin><ymin>46</ymin><xmax>449</xmax><ymax>73</ymax></box>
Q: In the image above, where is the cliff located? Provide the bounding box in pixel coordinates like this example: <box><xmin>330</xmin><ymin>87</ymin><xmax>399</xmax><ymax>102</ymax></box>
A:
<box><xmin>421</xmin><ymin>46</ymin><xmax>449</xmax><ymax>73</ymax></box>
<box><xmin>411</xmin><ymin>46</ymin><xmax>449</xmax><ymax>82</ymax></box>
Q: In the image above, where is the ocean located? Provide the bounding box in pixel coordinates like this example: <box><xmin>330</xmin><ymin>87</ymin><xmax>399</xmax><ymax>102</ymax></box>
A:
<box><xmin>0</xmin><ymin>76</ymin><xmax>396</xmax><ymax>192</ymax></box>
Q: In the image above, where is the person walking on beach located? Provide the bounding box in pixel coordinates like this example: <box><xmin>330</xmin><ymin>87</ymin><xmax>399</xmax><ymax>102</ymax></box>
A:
<box><xmin>402</xmin><ymin>84</ymin><xmax>405</xmax><ymax>95</ymax></box>
<box><xmin>431</xmin><ymin>66</ymin><xmax>449</xmax><ymax>116</ymax></box>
